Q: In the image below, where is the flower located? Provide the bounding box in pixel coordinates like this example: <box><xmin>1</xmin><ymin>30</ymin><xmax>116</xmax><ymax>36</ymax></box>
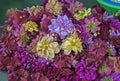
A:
<box><xmin>89</xmin><ymin>39</ymin><xmax>107</xmax><ymax>57</ymax></box>
<box><xmin>36</xmin><ymin>35</ymin><xmax>60</xmax><ymax>60</ymax></box>
<box><xmin>5</xmin><ymin>10</ymin><xmax>29</xmax><ymax>25</ymax></box>
<box><xmin>68</xmin><ymin>1</ymin><xmax>85</xmax><ymax>15</ymax></box>
<box><xmin>46</xmin><ymin>0</ymin><xmax>62</xmax><ymax>15</ymax></box>
<box><xmin>102</xmin><ymin>73</ymin><xmax>120</xmax><ymax>81</ymax></box>
<box><xmin>53</xmin><ymin>52</ymin><xmax>73</xmax><ymax>68</ymax></box>
<box><xmin>0</xmin><ymin>32</ymin><xmax>17</xmax><ymax>53</ymax></box>
<box><xmin>15</xmin><ymin>47</ymin><xmax>49</xmax><ymax>72</ymax></box>
<box><xmin>111</xmin><ymin>19</ymin><xmax>120</xmax><ymax>31</ymax></box>
<box><xmin>48</xmin><ymin>15</ymin><xmax>74</xmax><ymax>39</ymax></box>
<box><xmin>22</xmin><ymin>21</ymin><xmax>38</xmax><ymax>32</ymax></box>
<box><xmin>84</xmin><ymin>16</ymin><xmax>101</xmax><ymax>33</ymax></box>
<box><xmin>61</xmin><ymin>32</ymin><xmax>83</xmax><ymax>55</ymax></box>
<box><xmin>0</xmin><ymin>55</ymin><xmax>22</xmax><ymax>71</ymax></box>
<box><xmin>75</xmin><ymin>60</ymin><xmax>97</xmax><ymax>80</ymax></box>
<box><xmin>74</xmin><ymin>24</ymin><xmax>89</xmax><ymax>44</ymax></box>
<box><xmin>109</xmin><ymin>57</ymin><xmax>120</xmax><ymax>73</ymax></box>
<box><xmin>25</xmin><ymin>5</ymin><xmax>44</xmax><ymax>16</ymax></box>
<box><xmin>111</xmin><ymin>36</ymin><xmax>120</xmax><ymax>49</ymax></box>
<box><xmin>74</xmin><ymin>8</ymin><xmax>91</xmax><ymax>20</ymax></box>
<box><xmin>98</xmin><ymin>23</ymin><xmax>110</xmax><ymax>41</ymax></box>
<box><xmin>40</xmin><ymin>14</ymin><xmax>54</xmax><ymax>34</ymax></box>
<box><xmin>27</xmin><ymin>35</ymin><xmax>39</xmax><ymax>53</ymax></box>
<box><xmin>7</xmin><ymin>68</ymin><xmax>29</xmax><ymax>81</ymax></box>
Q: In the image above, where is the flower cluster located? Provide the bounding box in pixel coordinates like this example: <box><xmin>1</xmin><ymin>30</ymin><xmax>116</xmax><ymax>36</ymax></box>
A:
<box><xmin>0</xmin><ymin>0</ymin><xmax>120</xmax><ymax>81</ymax></box>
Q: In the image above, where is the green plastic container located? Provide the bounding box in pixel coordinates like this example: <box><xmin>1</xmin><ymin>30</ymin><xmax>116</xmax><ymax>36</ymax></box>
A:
<box><xmin>97</xmin><ymin>0</ymin><xmax>120</xmax><ymax>14</ymax></box>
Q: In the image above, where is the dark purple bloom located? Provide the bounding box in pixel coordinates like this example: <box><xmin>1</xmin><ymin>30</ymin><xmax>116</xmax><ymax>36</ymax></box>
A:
<box><xmin>75</xmin><ymin>60</ymin><xmax>97</xmax><ymax>80</ymax></box>
<box><xmin>15</xmin><ymin>47</ymin><xmax>50</xmax><ymax>73</ymax></box>
<box><xmin>111</xmin><ymin>19</ymin><xmax>120</xmax><ymax>31</ymax></box>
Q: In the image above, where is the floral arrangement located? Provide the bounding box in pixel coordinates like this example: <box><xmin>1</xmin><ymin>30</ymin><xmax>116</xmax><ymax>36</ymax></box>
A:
<box><xmin>0</xmin><ymin>0</ymin><xmax>120</xmax><ymax>81</ymax></box>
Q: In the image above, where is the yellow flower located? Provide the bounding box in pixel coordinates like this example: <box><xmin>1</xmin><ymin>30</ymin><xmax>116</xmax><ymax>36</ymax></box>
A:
<box><xmin>61</xmin><ymin>32</ymin><xmax>83</xmax><ymax>55</ymax></box>
<box><xmin>22</xmin><ymin>21</ymin><xmax>38</xmax><ymax>32</ymax></box>
<box><xmin>36</xmin><ymin>35</ymin><xmax>60</xmax><ymax>60</ymax></box>
<box><xmin>46</xmin><ymin>0</ymin><xmax>62</xmax><ymax>15</ymax></box>
<box><xmin>74</xmin><ymin>8</ymin><xmax>91</xmax><ymax>20</ymax></box>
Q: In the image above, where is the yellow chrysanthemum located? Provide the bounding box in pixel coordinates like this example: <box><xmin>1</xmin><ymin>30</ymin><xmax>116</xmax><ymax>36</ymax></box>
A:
<box><xmin>22</xmin><ymin>21</ymin><xmax>38</xmax><ymax>32</ymax></box>
<box><xmin>74</xmin><ymin>8</ymin><xmax>91</xmax><ymax>20</ymax></box>
<box><xmin>46</xmin><ymin>0</ymin><xmax>62</xmax><ymax>15</ymax></box>
<box><xmin>36</xmin><ymin>35</ymin><xmax>60</xmax><ymax>60</ymax></box>
<box><xmin>61</xmin><ymin>32</ymin><xmax>83</xmax><ymax>55</ymax></box>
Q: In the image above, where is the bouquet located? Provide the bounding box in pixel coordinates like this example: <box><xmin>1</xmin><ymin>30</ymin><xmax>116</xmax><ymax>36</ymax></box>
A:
<box><xmin>0</xmin><ymin>0</ymin><xmax>120</xmax><ymax>81</ymax></box>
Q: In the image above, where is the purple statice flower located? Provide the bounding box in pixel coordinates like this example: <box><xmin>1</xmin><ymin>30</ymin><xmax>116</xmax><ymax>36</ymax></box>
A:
<box><xmin>48</xmin><ymin>15</ymin><xmax>74</xmax><ymax>39</ymax></box>
<box><xmin>111</xmin><ymin>19</ymin><xmax>120</xmax><ymax>31</ymax></box>
<box><xmin>75</xmin><ymin>60</ymin><xmax>97</xmax><ymax>80</ymax></box>
<box><xmin>15</xmin><ymin>47</ymin><xmax>50</xmax><ymax>72</ymax></box>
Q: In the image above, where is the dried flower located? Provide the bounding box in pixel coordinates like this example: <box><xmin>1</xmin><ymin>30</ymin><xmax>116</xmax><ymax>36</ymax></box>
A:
<box><xmin>48</xmin><ymin>15</ymin><xmax>74</xmax><ymax>39</ymax></box>
<box><xmin>36</xmin><ymin>35</ymin><xmax>60</xmax><ymax>60</ymax></box>
<box><xmin>22</xmin><ymin>21</ymin><xmax>38</xmax><ymax>32</ymax></box>
<box><xmin>46</xmin><ymin>0</ymin><xmax>62</xmax><ymax>15</ymax></box>
<box><xmin>61</xmin><ymin>32</ymin><xmax>83</xmax><ymax>55</ymax></box>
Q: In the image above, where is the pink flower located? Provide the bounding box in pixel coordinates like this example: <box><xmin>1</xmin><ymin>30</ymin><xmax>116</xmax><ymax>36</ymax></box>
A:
<box><xmin>84</xmin><ymin>16</ymin><xmax>101</xmax><ymax>33</ymax></box>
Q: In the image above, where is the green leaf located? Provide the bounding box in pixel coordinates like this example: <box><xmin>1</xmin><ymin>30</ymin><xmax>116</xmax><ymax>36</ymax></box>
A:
<box><xmin>22</xmin><ymin>34</ymin><xmax>29</xmax><ymax>42</ymax></box>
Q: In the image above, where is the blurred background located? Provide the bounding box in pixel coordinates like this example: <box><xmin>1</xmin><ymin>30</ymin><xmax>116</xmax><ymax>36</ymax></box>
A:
<box><xmin>0</xmin><ymin>0</ymin><xmax>97</xmax><ymax>81</ymax></box>
<box><xmin>0</xmin><ymin>0</ymin><xmax>97</xmax><ymax>25</ymax></box>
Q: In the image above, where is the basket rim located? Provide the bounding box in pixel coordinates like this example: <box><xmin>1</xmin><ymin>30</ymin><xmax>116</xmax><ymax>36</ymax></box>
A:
<box><xmin>97</xmin><ymin>0</ymin><xmax>120</xmax><ymax>9</ymax></box>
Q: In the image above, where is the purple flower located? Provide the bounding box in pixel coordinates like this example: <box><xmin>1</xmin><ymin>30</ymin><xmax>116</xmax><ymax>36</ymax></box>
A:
<box><xmin>48</xmin><ymin>15</ymin><xmax>74</xmax><ymax>39</ymax></box>
<box><xmin>15</xmin><ymin>47</ymin><xmax>50</xmax><ymax>72</ymax></box>
<box><xmin>75</xmin><ymin>60</ymin><xmax>97</xmax><ymax>80</ymax></box>
<box><xmin>74</xmin><ymin>24</ymin><xmax>89</xmax><ymax>44</ymax></box>
<box><xmin>111</xmin><ymin>19</ymin><xmax>120</xmax><ymax>31</ymax></box>
<box><xmin>102</xmin><ymin>12</ymin><xmax>114</xmax><ymax>21</ymax></box>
